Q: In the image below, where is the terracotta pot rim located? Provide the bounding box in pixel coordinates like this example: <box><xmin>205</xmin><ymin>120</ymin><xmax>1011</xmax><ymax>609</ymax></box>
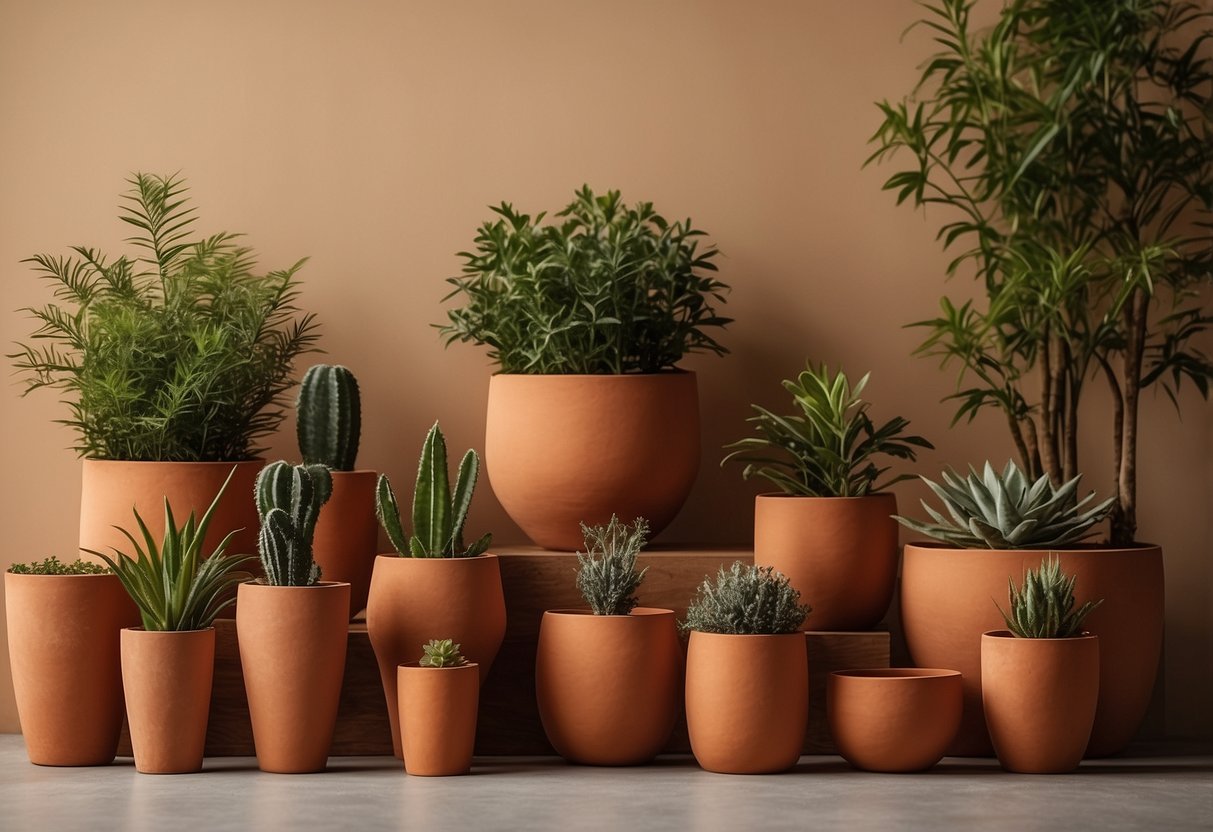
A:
<box><xmin>81</xmin><ymin>458</ymin><xmax>263</xmax><ymax>466</ymax></box>
<box><xmin>982</xmin><ymin>629</ymin><xmax>1097</xmax><ymax>642</ymax></box>
<box><xmin>374</xmin><ymin>552</ymin><xmax>498</xmax><ymax>562</ymax></box>
<box><xmin>397</xmin><ymin>662</ymin><xmax>480</xmax><ymax>671</ymax></box>
<box><xmin>755</xmin><ymin>492</ymin><xmax>896</xmax><ymax>502</ymax></box>
<box><xmin>490</xmin><ymin>370</ymin><xmax>696</xmax><ymax>380</ymax></box>
<box><xmin>122</xmin><ymin>626</ymin><xmax>215</xmax><ymax>635</ymax></box>
<box><xmin>903</xmin><ymin>541</ymin><xmax>1162</xmax><ymax>555</ymax></box>
<box><xmin>239</xmin><ymin>580</ymin><xmax>351</xmax><ymax>590</ymax></box>
<box><xmin>831</xmin><ymin>667</ymin><xmax>961</xmax><ymax>681</ymax></box>
<box><xmin>543</xmin><ymin>607</ymin><xmax>675</xmax><ymax>618</ymax></box>
<box><xmin>5</xmin><ymin>571</ymin><xmax>117</xmax><ymax>580</ymax></box>
<box><xmin>327</xmin><ymin>468</ymin><xmax>379</xmax><ymax>477</ymax></box>
<box><xmin>688</xmin><ymin>630</ymin><xmax>804</xmax><ymax>640</ymax></box>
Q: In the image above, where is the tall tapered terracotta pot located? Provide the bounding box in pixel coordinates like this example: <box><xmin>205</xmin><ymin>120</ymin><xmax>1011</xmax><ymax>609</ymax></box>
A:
<box><xmin>397</xmin><ymin>662</ymin><xmax>480</xmax><ymax>776</ymax></box>
<box><xmin>311</xmin><ymin>471</ymin><xmax>378</xmax><ymax>618</ymax></box>
<box><xmin>485</xmin><ymin>373</ymin><xmax>700</xmax><ymax>550</ymax></box>
<box><xmin>5</xmin><ymin>572</ymin><xmax>138</xmax><ymax>766</ymax></box>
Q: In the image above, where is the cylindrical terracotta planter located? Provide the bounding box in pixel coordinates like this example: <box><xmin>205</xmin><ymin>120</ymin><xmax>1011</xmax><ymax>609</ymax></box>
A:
<box><xmin>536</xmin><ymin>608</ymin><xmax>682</xmax><ymax>765</ymax></box>
<box><xmin>685</xmin><ymin>631</ymin><xmax>807</xmax><ymax>774</ymax></box>
<box><xmin>982</xmin><ymin>631</ymin><xmax>1100</xmax><ymax>774</ymax></box>
<box><xmin>5</xmin><ymin>572</ymin><xmax>138</xmax><ymax>766</ymax></box>
<box><xmin>366</xmin><ymin>554</ymin><xmax>506</xmax><ymax>758</ymax></box>
<box><xmin>754</xmin><ymin>493</ymin><xmax>898</xmax><ymax>631</ymax></box>
<box><xmin>397</xmin><ymin>662</ymin><xmax>479</xmax><ymax>776</ymax></box>
<box><xmin>121</xmin><ymin>627</ymin><xmax>215</xmax><ymax>774</ymax></box>
<box><xmin>900</xmin><ymin>543</ymin><xmax>1162</xmax><ymax>757</ymax></box>
<box><xmin>485</xmin><ymin>372</ymin><xmax>700</xmax><ymax>550</ymax></box>
<box><xmin>311</xmin><ymin>471</ymin><xmax>378</xmax><ymax>618</ymax></box>
<box><xmin>236</xmin><ymin>581</ymin><xmax>351</xmax><ymax>773</ymax></box>
<box><xmin>827</xmin><ymin>668</ymin><xmax>962</xmax><ymax>773</ymax></box>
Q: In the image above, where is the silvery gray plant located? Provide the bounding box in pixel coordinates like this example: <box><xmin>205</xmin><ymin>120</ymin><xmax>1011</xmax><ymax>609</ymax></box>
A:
<box><xmin>681</xmin><ymin>562</ymin><xmax>810</xmax><ymax>635</ymax></box>
<box><xmin>575</xmin><ymin>516</ymin><xmax>650</xmax><ymax>616</ymax></box>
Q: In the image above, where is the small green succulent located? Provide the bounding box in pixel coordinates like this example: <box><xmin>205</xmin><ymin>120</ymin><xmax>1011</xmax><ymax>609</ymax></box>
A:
<box><xmin>575</xmin><ymin>516</ymin><xmax>650</xmax><ymax>616</ymax></box>
<box><xmin>419</xmin><ymin>638</ymin><xmax>468</xmax><ymax>668</ymax></box>
<box><xmin>997</xmin><ymin>556</ymin><xmax>1103</xmax><ymax>639</ymax></box>
<box><xmin>682</xmin><ymin>562</ymin><xmax>810</xmax><ymax>635</ymax></box>
<box><xmin>7</xmin><ymin>557</ymin><xmax>109</xmax><ymax>575</ymax></box>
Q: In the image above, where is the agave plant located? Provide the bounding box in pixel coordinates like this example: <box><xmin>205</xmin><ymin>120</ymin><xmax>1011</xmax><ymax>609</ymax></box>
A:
<box><xmin>575</xmin><ymin>516</ymin><xmax>650</xmax><ymax>616</ymax></box>
<box><xmin>419</xmin><ymin>638</ymin><xmax>468</xmax><ymax>668</ymax></box>
<box><xmin>997</xmin><ymin>556</ymin><xmax>1104</xmax><ymax>639</ymax></box>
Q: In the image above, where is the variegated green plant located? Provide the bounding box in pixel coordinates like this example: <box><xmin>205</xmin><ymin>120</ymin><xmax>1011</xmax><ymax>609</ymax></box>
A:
<box><xmin>419</xmin><ymin>638</ymin><xmax>468</xmax><ymax>668</ymax></box>
<box><xmin>997</xmin><ymin>556</ymin><xmax>1103</xmax><ymax>638</ymax></box>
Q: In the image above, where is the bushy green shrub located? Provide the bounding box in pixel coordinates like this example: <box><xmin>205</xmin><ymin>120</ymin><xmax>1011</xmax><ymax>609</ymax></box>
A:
<box><xmin>682</xmin><ymin>562</ymin><xmax>810</xmax><ymax>635</ymax></box>
<box><xmin>7</xmin><ymin>557</ymin><xmax>108</xmax><ymax>575</ymax></box>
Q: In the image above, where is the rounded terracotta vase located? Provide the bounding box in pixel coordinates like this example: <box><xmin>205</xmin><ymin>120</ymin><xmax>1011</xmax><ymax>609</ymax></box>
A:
<box><xmin>121</xmin><ymin>627</ymin><xmax>216</xmax><ymax>775</ymax></box>
<box><xmin>366</xmin><ymin>554</ymin><xmax>506</xmax><ymax>758</ymax></box>
<box><xmin>685</xmin><ymin>631</ymin><xmax>808</xmax><ymax>774</ymax></box>
<box><xmin>754</xmin><ymin>493</ymin><xmax>899</xmax><ymax>631</ymax></box>
<box><xmin>982</xmin><ymin>631</ymin><xmax>1100</xmax><ymax>774</ymax></box>
<box><xmin>5</xmin><ymin>572</ymin><xmax>139</xmax><ymax>766</ymax></box>
<box><xmin>311</xmin><ymin>471</ymin><xmax>378</xmax><ymax>618</ymax></box>
<box><xmin>485</xmin><ymin>372</ymin><xmax>700</xmax><ymax>551</ymax></box>
<box><xmin>536</xmin><ymin>608</ymin><xmax>683</xmax><ymax>765</ymax></box>
<box><xmin>827</xmin><ymin>668</ymin><xmax>962</xmax><ymax>772</ymax></box>
<box><xmin>900</xmin><ymin>543</ymin><xmax>1162</xmax><ymax>757</ymax></box>
<box><xmin>397</xmin><ymin>662</ymin><xmax>480</xmax><ymax>776</ymax></box>
<box><xmin>236</xmin><ymin>581</ymin><xmax>351</xmax><ymax>773</ymax></box>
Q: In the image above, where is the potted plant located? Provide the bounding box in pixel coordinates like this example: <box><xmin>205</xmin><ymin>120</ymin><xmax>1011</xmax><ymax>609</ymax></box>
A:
<box><xmin>237</xmin><ymin>462</ymin><xmax>350</xmax><ymax>773</ymax></box>
<box><xmin>983</xmin><ymin>557</ymin><xmax>1103</xmax><ymax>774</ymax></box>
<box><xmin>722</xmin><ymin>363</ymin><xmax>931</xmax><ymax>630</ymax></box>
<box><xmin>367</xmin><ymin>422</ymin><xmax>505</xmax><ymax>759</ymax></box>
<box><xmin>682</xmin><ymin>562</ymin><xmax>810</xmax><ymax>774</ymax></box>
<box><xmin>440</xmin><ymin>186</ymin><xmax>731</xmax><ymax>550</ymax></box>
<box><xmin>396</xmin><ymin>639</ymin><xmax>480</xmax><ymax>776</ymax></box>
<box><xmin>5</xmin><ymin>557</ymin><xmax>138</xmax><ymax>766</ymax></box>
<box><xmin>535</xmin><ymin>516</ymin><xmax>682</xmax><ymax>765</ymax></box>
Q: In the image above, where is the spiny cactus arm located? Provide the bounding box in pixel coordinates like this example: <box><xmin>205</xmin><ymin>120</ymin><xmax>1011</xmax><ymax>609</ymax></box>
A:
<box><xmin>258</xmin><ymin>508</ymin><xmax>293</xmax><ymax>586</ymax></box>
<box><xmin>412</xmin><ymin>422</ymin><xmax>452</xmax><ymax>557</ymax></box>
<box><xmin>375</xmin><ymin>474</ymin><xmax>410</xmax><ymax>557</ymax></box>
<box><xmin>448</xmin><ymin>448</ymin><xmax>479</xmax><ymax>553</ymax></box>
<box><xmin>256</xmin><ymin>461</ymin><xmax>293</xmax><ymax>517</ymax></box>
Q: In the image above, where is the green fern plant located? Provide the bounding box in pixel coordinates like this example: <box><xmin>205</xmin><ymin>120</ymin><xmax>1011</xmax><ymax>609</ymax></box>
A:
<box><xmin>7</xmin><ymin>557</ymin><xmax>108</xmax><ymax>575</ymax></box>
<box><xmin>419</xmin><ymin>638</ymin><xmax>468</xmax><ymax>668</ymax></box>
<box><xmin>575</xmin><ymin>516</ymin><xmax>650</xmax><ymax>616</ymax></box>
<box><xmin>997</xmin><ymin>556</ymin><xmax>1103</xmax><ymax>638</ymax></box>
<box><xmin>682</xmin><ymin>562</ymin><xmax>810</xmax><ymax>635</ymax></box>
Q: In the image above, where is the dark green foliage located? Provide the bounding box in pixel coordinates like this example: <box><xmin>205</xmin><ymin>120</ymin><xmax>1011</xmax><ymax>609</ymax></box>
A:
<box><xmin>255</xmin><ymin>461</ymin><xmax>332</xmax><ymax>586</ymax></box>
<box><xmin>7</xmin><ymin>557</ymin><xmax>108</xmax><ymax>575</ymax></box>
<box><xmin>997</xmin><ymin>556</ymin><xmax>1104</xmax><ymax>638</ymax></box>
<box><xmin>297</xmin><ymin>364</ymin><xmax>361</xmax><ymax>471</ymax></box>
<box><xmin>419</xmin><ymin>638</ymin><xmax>468</xmax><ymax>668</ymax></box>
<box><xmin>681</xmin><ymin>562</ymin><xmax>810</xmax><ymax>635</ymax></box>
<box><xmin>575</xmin><ymin>516</ymin><xmax>650</xmax><ymax>616</ymax></box>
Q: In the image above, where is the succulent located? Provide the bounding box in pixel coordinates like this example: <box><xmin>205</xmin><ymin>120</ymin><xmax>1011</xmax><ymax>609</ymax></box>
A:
<box><xmin>297</xmin><ymin>364</ymin><xmax>361</xmax><ymax>471</ymax></box>
<box><xmin>682</xmin><ymin>562</ymin><xmax>810</xmax><ymax>635</ymax></box>
<box><xmin>419</xmin><ymin>638</ymin><xmax>468</xmax><ymax>668</ymax></box>
<box><xmin>255</xmin><ymin>461</ymin><xmax>333</xmax><ymax>586</ymax></box>
<box><xmin>575</xmin><ymin>516</ymin><xmax>650</xmax><ymax>616</ymax></box>
<box><xmin>895</xmin><ymin>460</ymin><xmax>1115</xmax><ymax>549</ymax></box>
<box><xmin>997</xmin><ymin>556</ymin><xmax>1104</xmax><ymax>639</ymax></box>
<box><xmin>7</xmin><ymin>557</ymin><xmax>108</xmax><ymax>576</ymax></box>
<box><xmin>376</xmin><ymin>422</ymin><xmax>492</xmax><ymax>558</ymax></box>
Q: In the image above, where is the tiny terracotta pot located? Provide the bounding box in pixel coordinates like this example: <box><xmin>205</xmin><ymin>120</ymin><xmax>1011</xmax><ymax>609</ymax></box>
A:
<box><xmin>311</xmin><ymin>471</ymin><xmax>378</xmax><ymax>618</ymax></box>
<box><xmin>366</xmin><ymin>554</ymin><xmax>506</xmax><ymax>758</ymax></box>
<box><xmin>754</xmin><ymin>494</ymin><xmax>898</xmax><ymax>631</ymax></box>
<box><xmin>827</xmin><ymin>668</ymin><xmax>962</xmax><ymax>772</ymax></box>
<box><xmin>982</xmin><ymin>631</ymin><xmax>1099</xmax><ymax>774</ymax></box>
<box><xmin>685</xmin><ymin>631</ymin><xmax>807</xmax><ymax>774</ymax></box>
<box><xmin>397</xmin><ymin>662</ymin><xmax>479</xmax><ymax>776</ymax></box>
<box><xmin>536</xmin><ymin>608</ymin><xmax>682</xmax><ymax>765</ymax></box>
<box><xmin>121</xmin><ymin>627</ymin><xmax>216</xmax><ymax>775</ymax></box>
<box><xmin>236</xmin><ymin>581</ymin><xmax>350</xmax><ymax>773</ymax></box>
<box><xmin>5</xmin><ymin>572</ymin><xmax>139</xmax><ymax>766</ymax></box>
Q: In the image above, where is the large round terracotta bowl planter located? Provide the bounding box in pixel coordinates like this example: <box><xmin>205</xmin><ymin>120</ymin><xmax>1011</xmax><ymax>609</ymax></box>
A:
<box><xmin>236</xmin><ymin>581</ymin><xmax>351</xmax><ymax>773</ymax></box>
<box><xmin>397</xmin><ymin>662</ymin><xmax>480</xmax><ymax>776</ymax></box>
<box><xmin>5</xmin><ymin>572</ymin><xmax>138</xmax><ymax>766</ymax></box>
<box><xmin>536</xmin><ymin>608</ymin><xmax>682</xmax><ymax>765</ymax></box>
<box><xmin>827</xmin><ymin>668</ymin><xmax>962</xmax><ymax>772</ymax></box>
<box><xmin>982</xmin><ymin>631</ymin><xmax>1100</xmax><ymax>774</ymax></box>
<box><xmin>685</xmin><ymin>631</ymin><xmax>807</xmax><ymax>774</ymax></box>
<box><xmin>754</xmin><ymin>493</ymin><xmax>898</xmax><ymax>631</ymax></box>
<box><xmin>311</xmin><ymin>471</ymin><xmax>378</xmax><ymax>618</ymax></box>
<box><xmin>366</xmin><ymin>554</ymin><xmax>506</xmax><ymax>758</ymax></box>
<box><xmin>485</xmin><ymin>373</ymin><xmax>700</xmax><ymax>551</ymax></box>
<box><xmin>900</xmin><ymin>543</ymin><xmax>1162</xmax><ymax>757</ymax></box>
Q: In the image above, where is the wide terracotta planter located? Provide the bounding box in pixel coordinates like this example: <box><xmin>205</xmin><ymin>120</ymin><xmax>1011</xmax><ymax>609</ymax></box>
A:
<box><xmin>827</xmin><ymin>668</ymin><xmax>962</xmax><ymax>772</ymax></box>
<box><xmin>397</xmin><ymin>662</ymin><xmax>479</xmax><ymax>776</ymax></box>
<box><xmin>5</xmin><ymin>572</ymin><xmax>138</xmax><ymax>766</ymax></box>
<box><xmin>366</xmin><ymin>554</ymin><xmax>506</xmax><ymax>758</ymax></box>
<box><xmin>121</xmin><ymin>627</ymin><xmax>215</xmax><ymax>774</ymax></box>
<box><xmin>311</xmin><ymin>471</ymin><xmax>378</xmax><ymax>618</ymax></box>
<box><xmin>536</xmin><ymin>608</ymin><xmax>682</xmax><ymax>765</ymax></box>
<box><xmin>754</xmin><ymin>493</ymin><xmax>898</xmax><ymax>630</ymax></box>
<box><xmin>900</xmin><ymin>543</ymin><xmax>1162</xmax><ymax>756</ymax></box>
<box><xmin>236</xmin><ymin>581</ymin><xmax>350</xmax><ymax>773</ymax></box>
<box><xmin>982</xmin><ymin>631</ymin><xmax>1100</xmax><ymax>773</ymax></box>
<box><xmin>485</xmin><ymin>372</ymin><xmax>700</xmax><ymax>550</ymax></box>
<box><xmin>685</xmin><ymin>631</ymin><xmax>807</xmax><ymax>774</ymax></box>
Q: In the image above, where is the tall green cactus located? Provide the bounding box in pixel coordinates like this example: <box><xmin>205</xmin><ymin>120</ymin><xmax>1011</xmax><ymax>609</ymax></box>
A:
<box><xmin>296</xmin><ymin>364</ymin><xmax>361</xmax><ymax>471</ymax></box>
<box><xmin>255</xmin><ymin>461</ymin><xmax>333</xmax><ymax>586</ymax></box>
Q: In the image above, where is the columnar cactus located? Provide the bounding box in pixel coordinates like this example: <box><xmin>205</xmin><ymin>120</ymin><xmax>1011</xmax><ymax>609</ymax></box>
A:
<box><xmin>296</xmin><ymin>364</ymin><xmax>361</xmax><ymax>471</ymax></box>
<box><xmin>255</xmin><ymin>461</ymin><xmax>333</xmax><ymax>586</ymax></box>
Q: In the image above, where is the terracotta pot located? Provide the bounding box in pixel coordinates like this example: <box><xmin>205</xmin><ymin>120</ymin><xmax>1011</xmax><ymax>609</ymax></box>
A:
<box><xmin>366</xmin><ymin>554</ymin><xmax>506</xmax><ymax>758</ymax></box>
<box><xmin>485</xmin><ymin>372</ymin><xmax>700</xmax><ymax>550</ymax></box>
<box><xmin>120</xmin><ymin>627</ymin><xmax>215</xmax><ymax>774</ymax></box>
<box><xmin>5</xmin><ymin>572</ymin><xmax>138</xmax><ymax>766</ymax></box>
<box><xmin>900</xmin><ymin>543</ymin><xmax>1162</xmax><ymax>757</ymax></box>
<box><xmin>684</xmin><ymin>631</ymin><xmax>807</xmax><ymax>774</ymax></box>
<box><xmin>982</xmin><ymin>631</ymin><xmax>1100</xmax><ymax>773</ymax></box>
<box><xmin>754</xmin><ymin>494</ymin><xmax>898</xmax><ymax>631</ymax></box>
<box><xmin>236</xmin><ymin>581</ymin><xmax>350</xmax><ymax>773</ymax></box>
<box><xmin>827</xmin><ymin>668</ymin><xmax>962</xmax><ymax>772</ymax></box>
<box><xmin>397</xmin><ymin>662</ymin><xmax>479</xmax><ymax>776</ymax></box>
<box><xmin>311</xmin><ymin>471</ymin><xmax>378</xmax><ymax>618</ymax></box>
<box><xmin>536</xmin><ymin>608</ymin><xmax>682</xmax><ymax>765</ymax></box>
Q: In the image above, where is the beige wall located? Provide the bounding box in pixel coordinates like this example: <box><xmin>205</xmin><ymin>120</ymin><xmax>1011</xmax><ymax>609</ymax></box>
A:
<box><xmin>1</xmin><ymin>0</ymin><xmax>1209</xmax><ymax>738</ymax></box>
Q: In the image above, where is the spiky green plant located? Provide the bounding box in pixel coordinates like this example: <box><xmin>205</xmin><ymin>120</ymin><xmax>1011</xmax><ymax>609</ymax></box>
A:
<box><xmin>997</xmin><ymin>556</ymin><xmax>1104</xmax><ymax>638</ymax></box>
<box><xmin>681</xmin><ymin>562</ymin><xmax>810</xmax><ymax>635</ymax></box>
<box><xmin>7</xmin><ymin>557</ymin><xmax>108</xmax><ymax>575</ymax></box>
<box><xmin>575</xmin><ymin>516</ymin><xmax>650</xmax><ymax>616</ymax></box>
<box><xmin>255</xmin><ymin>461</ymin><xmax>332</xmax><ymax>587</ymax></box>
<box><xmin>895</xmin><ymin>460</ymin><xmax>1115</xmax><ymax>549</ymax></box>
<box><xmin>296</xmin><ymin>364</ymin><xmax>361</xmax><ymax>471</ymax></box>
<box><xmin>419</xmin><ymin>638</ymin><xmax>468</xmax><ymax>668</ymax></box>
<box><xmin>375</xmin><ymin>422</ymin><xmax>491</xmax><ymax>558</ymax></box>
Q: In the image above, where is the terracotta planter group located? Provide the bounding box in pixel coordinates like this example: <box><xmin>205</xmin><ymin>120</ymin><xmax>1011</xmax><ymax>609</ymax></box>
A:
<box><xmin>311</xmin><ymin>471</ymin><xmax>378</xmax><ymax>618</ymax></box>
<box><xmin>397</xmin><ymin>662</ymin><xmax>480</xmax><ymax>776</ymax></box>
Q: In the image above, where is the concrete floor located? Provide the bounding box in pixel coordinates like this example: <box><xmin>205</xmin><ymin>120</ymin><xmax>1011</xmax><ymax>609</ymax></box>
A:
<box><xmin>0</xmin><ymin>736</ymin><xmax>1209</xmax><ymax>832</ymax></box>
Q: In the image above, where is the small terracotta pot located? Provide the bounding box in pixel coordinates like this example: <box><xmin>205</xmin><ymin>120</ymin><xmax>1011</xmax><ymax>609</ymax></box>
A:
<box><xmin>121</xmin><ymin>627</ymin><xmax>215</xmax><ymax>774</ymax></box>
<box><xmin>366</xmin><ymin>554</ymin><xmax>506</xmax><ymax>758</ymax></box>
<box><xmin>236</xmin><ymin>581</ymin><xmax>350</xmax><ymax>773</ymax></box>
<box><xmin>397</xmin><ymin>662</ymin><xmax>479</xmax><ymax>776</ymax></box>
<box><xmin>485</xmin><ymin>372</ymin><xmax>700</xmax><ymax>550</ymax></box>
<box><xmin>311</xmin><ymin>471</ymin><xmax>378</xmax><ymax>618</ymax></box>
<box><xmin>981</xmin><ymin>631</ymin><xmax>1099</xmax><ymax>774</ymax></box>
<box><xmin>684</xmin><ymin>631</ymin><xmax>807</xmax><ymax>774</ymax></box>
<box><xmin>827</xmin><ymin>668</ymin><xmax>962</xmax><ymax>772</ymax></box>
<box><xmin>754</xmin><ymin>493</ymin><xmax>898</xmax><ymax>631</ymax></box>
<box><xmin>5</xmin><ymin>572</ymin><xmax>139</xmax><ymax>766</ymax></box>
<box><xmin>536</xmin><ymin>608</ymin><xmax>682</xmax><ymax>765</ymax></box>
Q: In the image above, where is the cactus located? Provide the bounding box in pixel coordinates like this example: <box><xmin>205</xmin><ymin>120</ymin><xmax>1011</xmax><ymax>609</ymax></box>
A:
<box><xmin>576</xmin><ymin>516</ymin><xmax>650</xmax><ymax>615</ymax></box>
<box><xmin>419</xmin><ymin>638</ymin><xmax>468</xmax><ymax>668</ymax></box>
<box><xmin>296</xmin><ymin>364</ymin><xmax>361</xmax><ymax>471</ymax></box>
<box><xmin>997</xmin><ymin>556</ymin><xmax>1104</xmax><ymax>639</ymax></box>
<box><xmin>681</xmin><ymin>562</ymin><xmax>811</xmax><ymax>635</ymax></box>
<box><xmin>255</xmin><ymin>460</ymin><xmax>333</xmax><ymax>586</ymax></box>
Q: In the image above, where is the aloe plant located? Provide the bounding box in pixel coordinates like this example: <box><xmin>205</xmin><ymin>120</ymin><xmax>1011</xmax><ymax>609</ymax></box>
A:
<box><xmin>997</xmin><ymin>556</ymin><xmax>1103</xmax><ymax>638</ymax></box>
<box><xmin>575</xmin><ymin>516</ymin><xmax>650</xmax><ymax>616</ymax></box>
<box><xmin>681</xmin><ymin>562</ymin><xmax>810</xmax><ymax>635</ymax></box>
<box><xmin>419</xmin><ymin>638</ymin><xmax>468</xmax><ymax>668</ymax></box>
